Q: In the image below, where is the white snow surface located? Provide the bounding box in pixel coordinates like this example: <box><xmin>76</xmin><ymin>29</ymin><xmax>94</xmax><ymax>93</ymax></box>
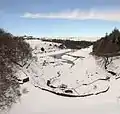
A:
<box><xmin>5</xmin><ymin>40</ymin><xmax>120</xmax><ymax>114</ymax></box>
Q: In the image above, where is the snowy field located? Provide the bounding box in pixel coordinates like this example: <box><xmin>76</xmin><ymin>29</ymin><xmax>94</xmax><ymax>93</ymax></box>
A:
<box><xmin>5</xmin><ymin>39</ymin><xmax>120</xmax><ymax>114</ymax></box>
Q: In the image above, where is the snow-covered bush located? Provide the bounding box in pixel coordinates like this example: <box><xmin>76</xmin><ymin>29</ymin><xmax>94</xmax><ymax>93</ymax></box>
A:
<box><xmin>0</xmin><ymin>28</ymin><xmax>32</xmax><ymax>110</ymax></box>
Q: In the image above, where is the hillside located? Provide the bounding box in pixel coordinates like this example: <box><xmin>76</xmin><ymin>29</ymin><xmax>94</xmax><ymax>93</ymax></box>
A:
<box><xmin>93</xmin><ymin>28</ymin><xmax>120</xmax><ymax>56</ymax></box>
<box><xmin>0</xmin><ymin>29</ymin><xmax>32</xmax><ymax>111</ymax></box>
<box><xmin>1</xmin><ymin>29</ymin><xmax>120</xmax><ymax>114</ymax></box>
<box><xmin>6</xmin><ymin>39</ymin><xmax>120</xmax><ymax>114</ymax></box>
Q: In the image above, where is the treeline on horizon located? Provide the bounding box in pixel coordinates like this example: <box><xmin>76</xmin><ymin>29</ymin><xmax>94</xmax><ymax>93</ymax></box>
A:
<box><xmin>0</xmin><ymin>28</ymin><xmax>32</xmax><ymax>110</ymax></box>
<box><xmin>23</xmin><ymin>35</ymin><xmax>94</xmax><ymax>49</ymax></box>
<box><xmin>41</xmin><ymin>38</ymin><xmax>94</xmax><ymax>49</ymax></box>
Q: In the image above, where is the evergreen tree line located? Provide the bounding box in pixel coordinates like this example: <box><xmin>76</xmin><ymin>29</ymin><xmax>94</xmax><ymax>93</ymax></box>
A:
<box><xmin>93</xmin><ymin>28</ymin><xmax>120</xmax><ymax>56</ymax></box>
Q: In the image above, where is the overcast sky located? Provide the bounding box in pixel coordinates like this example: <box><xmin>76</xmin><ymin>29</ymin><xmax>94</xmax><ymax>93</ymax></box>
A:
<box><xmin>0</xmin><ymin>0</ymin><xmax>120</xmax><ymax>38</ymax></box>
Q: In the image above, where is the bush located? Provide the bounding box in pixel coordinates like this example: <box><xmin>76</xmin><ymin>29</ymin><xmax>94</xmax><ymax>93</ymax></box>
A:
<box><xmin>41</xmin><ymin>47</ymin><xmax>45</xmax><ymax>52</ymax></box>
<box><xmin>0</xmin><ymin>28</ymin><xmax>32</xmax><ymax>110</ymax></box>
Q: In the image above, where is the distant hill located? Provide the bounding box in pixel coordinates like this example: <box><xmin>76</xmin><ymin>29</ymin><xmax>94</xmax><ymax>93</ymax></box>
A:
<box><xmin>23</xmin><ymin>36</ymin><xmax>99</xmax><ymax>42</ymax></box>
<box><xmin>41</xmin><ymin>38</ymin><xmax>94</xmax><ymax>49</ymax></box>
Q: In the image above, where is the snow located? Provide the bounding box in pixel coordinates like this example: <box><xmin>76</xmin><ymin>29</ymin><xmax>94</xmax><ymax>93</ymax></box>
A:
<box><xmin>5</xmin><ymin>40</ymin><xmax>120</xmax><ymax>114</ymax></box>
<box><xmin>8</xmin><ymin>82</ymin><xmax>120</xmax><ymax>114</ymax></box>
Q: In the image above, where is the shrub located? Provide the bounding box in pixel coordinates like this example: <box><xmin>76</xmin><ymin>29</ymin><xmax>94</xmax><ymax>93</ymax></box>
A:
<box><xmin>0</xmin><ymin>28</ymin><xmax>32</xmax><ymax>110</ymax></box>
<box><xmin>41</xmin><ymin>47</ymin><xmax>45</xmax><ymax>52</ymax></box>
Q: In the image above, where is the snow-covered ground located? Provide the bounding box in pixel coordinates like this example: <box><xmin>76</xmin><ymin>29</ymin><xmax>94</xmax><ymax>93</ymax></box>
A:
<box><xmin>6</xmin><ymin>40</ymin><xmax>120</xmax><ymax>114</ymax></box>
